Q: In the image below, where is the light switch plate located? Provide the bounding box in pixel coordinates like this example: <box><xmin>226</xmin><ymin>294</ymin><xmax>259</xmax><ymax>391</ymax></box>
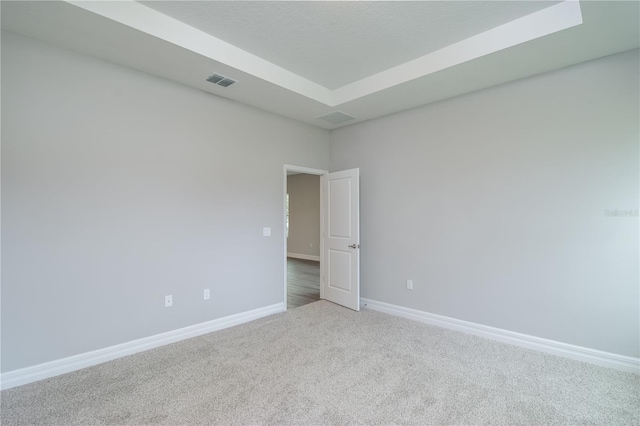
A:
<box><xmin>263</xmin><ymin>227</ymin><xmax>271</xmax><ymax>237</ymax></box>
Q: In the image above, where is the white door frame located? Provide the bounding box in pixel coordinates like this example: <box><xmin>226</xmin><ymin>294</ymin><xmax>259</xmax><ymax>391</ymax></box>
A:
<box><xmin>283</xmin><ymin>164</ymin><xmax>328</xmax><ymax>311</ymax></box>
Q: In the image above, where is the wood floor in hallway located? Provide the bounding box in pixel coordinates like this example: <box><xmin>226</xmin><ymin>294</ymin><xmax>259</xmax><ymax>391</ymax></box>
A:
<box><xmin>287</xmin><ymin>258</ymin><xmax>320</xmax><ymax>309</ymax></box>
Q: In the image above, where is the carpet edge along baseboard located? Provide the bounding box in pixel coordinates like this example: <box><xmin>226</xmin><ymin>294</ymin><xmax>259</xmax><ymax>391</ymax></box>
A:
<box><xmin>2</xmin><ymin>298</ymin><xmax>638</xmax><ymax>391</ymax></box>
<box><xmin>360</xmin><ymin>298</ymin><xmax>639</xmax><ymax>375</ymax></box>
<box><xmin>0</xmin><ymin>303</ymin><xmax>285</xmax><ymax>390</ymax></box>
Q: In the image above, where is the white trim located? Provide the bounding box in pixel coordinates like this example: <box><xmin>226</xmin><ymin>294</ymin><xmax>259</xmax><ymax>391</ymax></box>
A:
<box><xmin>67</xmin><ymin>0</ymin><xmax>331</xmax><ymax>105</ymax></box>
<box><xmin>283</xmin><ymin>165</ymin><xmax>328</xmax><ymax>176</ymax></box>
<box><xmin>0</xmin><ymin>303</ymin><xmax>285</xmax><ymax>390</ymax></box>
<box><xmin>66</xmin><ymin>1</ymin><xmax>581</xmax><ymax>107</ymax></box>
<box><xmin>283</xmin><ymin>165</ymin><xmax>327</xmax><ymax>311</ymax></box>
<box><xmin>287</xmin><ymin>253</ymin><xmax>320</xmax><ymax>262</ymax></box>
<box><xmin>361</xmin><ymin>298</ymin><xmax>640</xmax><ymax>375</ymax></box>
<box><xmin>332</xmin><ymin>1</ymin><xmax>583</xmax><ymax>105</ymax></box>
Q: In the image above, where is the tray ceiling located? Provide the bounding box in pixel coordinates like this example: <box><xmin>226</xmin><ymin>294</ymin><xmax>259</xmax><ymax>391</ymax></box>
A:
<box><xmin>2</xmin><ymin>1</ymin><xmax>638</xmax><ymax>129</ymax></box>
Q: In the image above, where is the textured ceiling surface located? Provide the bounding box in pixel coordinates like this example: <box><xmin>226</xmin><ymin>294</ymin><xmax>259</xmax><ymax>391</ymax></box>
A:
<box><xmin>139</xmin><ymin>1</ymin><xmax>559</xmax><ymax>89</ymax></box>
<box><xmin>2</xmin><ymin>1</ymin><xmax>638</xmax><ymax>129</ymax></box>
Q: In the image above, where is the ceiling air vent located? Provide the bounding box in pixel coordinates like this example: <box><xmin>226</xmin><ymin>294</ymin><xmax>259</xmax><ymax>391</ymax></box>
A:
<box><xmin>206</xmin><ymin>73</ymin><xmax>236</xmax><ymax>88</ymax></box>
<box><xmin>317</xmin><ymin>111</ymin><xmax>355</xmax><ymax>125</ymax></box>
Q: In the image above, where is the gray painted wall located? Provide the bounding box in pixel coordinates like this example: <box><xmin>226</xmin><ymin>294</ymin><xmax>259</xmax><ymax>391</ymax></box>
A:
<box><xmin>287</xmin><ymin>174</ymin><xmax>321</xmax><ymax>258</ymax></box>
<box><xmin>1</xmin><ymin>32</ymin><xmax>330</xmax><ymax>372</ymax></box>
<box><xmin>330</xmin><ymin>50</ymin><xmax>640</xmax><ymax>358</ymax></box>
<box><xmin>2</xmin><ymin>29</ymin><xmax>638</xmax><ymax>375</ymax></box>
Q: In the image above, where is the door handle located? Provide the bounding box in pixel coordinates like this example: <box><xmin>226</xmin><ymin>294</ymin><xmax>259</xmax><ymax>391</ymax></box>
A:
<box><xmin>348</xmin><ymin>244</ymin><xmax>360</xmax><ymax>249</ymax></box>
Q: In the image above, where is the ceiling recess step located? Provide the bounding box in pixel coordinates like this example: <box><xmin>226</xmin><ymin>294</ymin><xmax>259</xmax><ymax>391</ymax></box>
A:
<box><xmin>317</xmin><ymin>111</ymin><xmax>356</xmax><ymax>125</ymax></box>
<box><xmin>206</xmin><ymin>73</ymin><xmax>237</xmax><ymax>87</ymax></box>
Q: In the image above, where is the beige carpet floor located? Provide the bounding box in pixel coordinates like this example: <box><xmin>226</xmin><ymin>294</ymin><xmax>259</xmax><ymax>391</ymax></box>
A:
<box><xmin>1</xmin><ymin>301</ymin><xmax>639</xmax><ymax>425</ymax></box>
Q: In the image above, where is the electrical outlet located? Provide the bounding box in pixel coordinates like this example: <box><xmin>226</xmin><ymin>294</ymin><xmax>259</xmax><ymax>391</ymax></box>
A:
<box><xmin>204</xmin><ymin>289</ymin><xmax>210</xmax><ymax>300</ymax></box>
<box><xmin>165</xmin><ymin>295</ymin><xmax>173</xmax><ymax>307</ymax></box>
<box><xmin>406</xmin><ymin>280</ymin><xmax>413</xmax><ymax>290</ymax></box>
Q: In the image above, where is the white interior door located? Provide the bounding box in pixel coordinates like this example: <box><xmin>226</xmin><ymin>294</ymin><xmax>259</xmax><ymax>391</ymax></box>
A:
<box><xmin>321</xmin><ymin>168</ymin><xmax>360</xmax><ymax>311</ymax></box>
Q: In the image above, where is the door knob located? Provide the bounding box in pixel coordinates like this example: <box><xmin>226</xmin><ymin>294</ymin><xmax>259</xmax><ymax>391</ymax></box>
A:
<box><xmin>348</xmin><ymin>244</ymin><xmax>359</xmax><ymax>249</ymax></box>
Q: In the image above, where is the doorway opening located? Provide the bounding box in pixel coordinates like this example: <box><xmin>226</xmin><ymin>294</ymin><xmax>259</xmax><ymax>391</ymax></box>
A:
<box><xmin>283</xmin><ymin>165</ymin><xmax>327</xmax><ymax>310</ymax></box>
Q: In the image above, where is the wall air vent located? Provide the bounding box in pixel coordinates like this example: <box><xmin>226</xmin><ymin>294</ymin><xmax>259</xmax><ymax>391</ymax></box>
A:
<box><xmin>206</xmin><ymin>73</ymin><xmax>237</xmax><ymax>88</ymax></box>
<box><xmin>317</xmin><ymin>111</ymin><xmax>356</xmax><ymax>125</ymax></box>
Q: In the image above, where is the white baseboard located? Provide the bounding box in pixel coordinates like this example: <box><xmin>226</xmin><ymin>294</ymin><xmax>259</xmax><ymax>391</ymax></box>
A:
<box><xmin>287</xmin><ymin>253</ymin><xmax>320</xmax><ymax>262</ymax></box>
<box><xmin>0</xmin><ymin>303</ymin><xmax>285</xmax><ymax>390</ymax></box>
<box><xmin>361</xmin><ymin>298</ymin><xmax>639</xmax><ymax>374</ymax></box>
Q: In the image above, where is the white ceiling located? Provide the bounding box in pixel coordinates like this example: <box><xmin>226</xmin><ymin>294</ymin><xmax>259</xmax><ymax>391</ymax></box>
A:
<box><xmin>139</xmin><ymin>1</ymin><xmax>560</xmax><ymax>89</ymax></box>
<box><xmin>1</xmin><ymin>1</ymin><xmax>639</xmax><ymax>130</ymax></box>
